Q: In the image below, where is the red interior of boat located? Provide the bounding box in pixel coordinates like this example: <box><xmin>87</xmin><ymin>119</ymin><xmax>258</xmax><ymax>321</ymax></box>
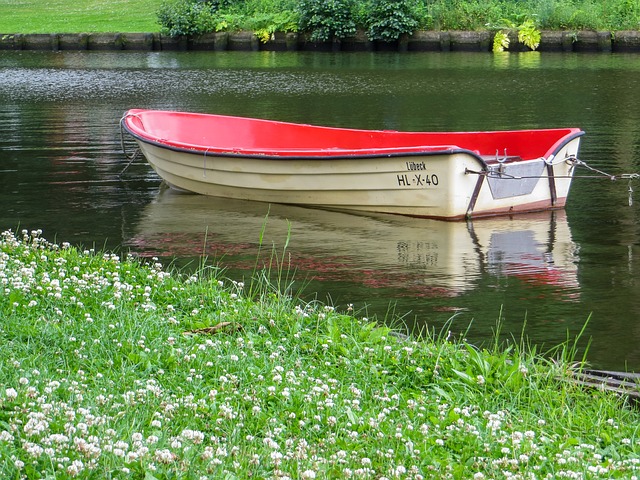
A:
<box><xmin>124</xmin><ymin>109</ymin><xmax>582</xmax><ymax>159</ymax></box>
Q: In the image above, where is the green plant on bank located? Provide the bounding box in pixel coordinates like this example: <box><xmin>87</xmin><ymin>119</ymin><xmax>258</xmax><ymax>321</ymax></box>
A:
<box><xmin>153</xmin><ymin>0</ymin><xmax>640</xmax><ymax>42</ymax></box>
<box><xmin>157</xmin><ymin>0</ymin><xmax>219</xmax><ymax>36</ymax></box>
<box><xmin>2</xmin><ymin>228</ymin><xmax>640</xmax><ymax>478</ymax></box>
<box><xmin>492</xmin><ymin>18</ymin><xmax>541</xmax><ymax>52</ymax></box>
<box><xmin>297</xmin><ymin>0</ymin><xmax>357</xmax><ymax>42</ymax></box>
<box><xmin>1</xmin><ymin>0</ymin><xmax>640</xmax><ymax>35</ymax></box>
<box><xmin>251</xmin><ymin>11</ymin><xmax>299</xmax><ymax>42</ymax></box>
<box><xmin>492</xmin><ymin>30</ymin><xmax>510</xmax><ymax>51</ymax></box>
<box><xmin>427</xmin><ymin>0</ymin><xmax>506</xmax><ymax>31</ymax></box>
<box><xmin>518</xmin><ymin>18</ymin><xmax>541</xmax><ymax>49</ymax></box>
<box><xmin>366</xmin><ymin>0</ymin><xmax>419</xmax><ymax>42</ymax></box>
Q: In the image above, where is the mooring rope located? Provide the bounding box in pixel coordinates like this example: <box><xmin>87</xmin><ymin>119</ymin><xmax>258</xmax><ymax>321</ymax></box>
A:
<box><xmin>466</xmin><ymin>157</ymin><xmax>640</xmax><ymax>182</ymax></box>
<box><xmin>466</xmin><ymin>156</ymin><xmax>640</xmax><ymax>206</ymax></box>
<box><xmin>119</xmin><ymin>114</ymin><xmax>144</xmax><ymax>176</ymax></box>
<box><xmin>571</xmin><ymin>157</ymin><xmax>640</xmax><ymax>182</ymax></box>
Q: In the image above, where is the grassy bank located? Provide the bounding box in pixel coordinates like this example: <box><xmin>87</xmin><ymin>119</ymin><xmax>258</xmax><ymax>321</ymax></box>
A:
<box><xmin>1</xmin><ymin>228</ymin><xmax>640</xmax><ymax>478</ymax></box>
<box><xmin>0</xmin><ymin>0</ymin><xmax>162</xmax><ymax>33</ymax></box>
<box><xmin>0</xmin><ymin>0</ymin><xmax>638</xmax><ymax>35</ymax></box>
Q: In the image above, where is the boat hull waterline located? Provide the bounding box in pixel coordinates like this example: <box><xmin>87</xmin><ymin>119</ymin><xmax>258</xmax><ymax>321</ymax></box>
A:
<box><xmin>121</xmin><ymin>109</ymin><xmax>584</xmax><ymax>220</ymax></box>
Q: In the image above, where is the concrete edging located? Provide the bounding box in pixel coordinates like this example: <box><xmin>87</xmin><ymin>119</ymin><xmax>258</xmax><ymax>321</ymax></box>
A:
<box><xmin>1</xmin><ymin>30</ymin><xmax>639</xmax><ymax>53</ymax></box>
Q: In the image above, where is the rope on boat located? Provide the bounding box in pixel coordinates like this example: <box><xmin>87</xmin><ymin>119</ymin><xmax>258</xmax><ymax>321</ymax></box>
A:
<box><xmin>571</xmin><ymin>157</ymin><xmax>640</xmax><ymax>182</ymax></box>
<box><xmin>118</xmin><ymin>115</ymin><xmax>143</xmax><ymax>177</ymax></box>
<box><xmin>465</xmin><ymin>155</ymin><xmax>640</xmax><ymax>206</ymax></box>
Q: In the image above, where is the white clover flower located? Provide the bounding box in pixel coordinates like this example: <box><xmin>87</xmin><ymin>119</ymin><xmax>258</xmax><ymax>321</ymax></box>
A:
<box><xmin>393</xmin><ymin>465</ymin><xmax>407</xmax><ymax>476</ymax></box>
<box><xmin>301</xmin><ymin>470</ymin><xmax>316</xmax><ymax>479</ymax></box>
<box><xmin>5</xmin><ymin>387</ymin><xmax>18</xmax><ymax>400</ymax></box>
<box><xmin>66</xmin><ymin>459</ymin><xmax>84</xmax><ymax>477</ymax></box>
<box><xmin>215</xmin><ymin>446</ymin><xmax>228</xmax><ymax>457</ymax></box>
<box><xmin>511</xmin><ymin>431</ymin><xmax>524</xmax><ymax>444</ymax></box>
<box><xmin>263</xmin><ymin>437</ymin><xmax>278</xmax><ymax>449</ymax></box>
<box><xmin>154</xmin><ymin>449</ymin><xmax>176</xmax><ymax>464</ymax></box>
<box><xmin>201</xmin><ymin>446</ymin><xmax>214</xmax><ymax>460</ymax></box>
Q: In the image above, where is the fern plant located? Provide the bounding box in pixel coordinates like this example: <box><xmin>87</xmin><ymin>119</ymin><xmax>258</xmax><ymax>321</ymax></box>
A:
<box><xmin>492</xmin><ymin>30</ymin><xmax>510</xmax><ymax>52</ymax></box>
<box><xmin>491</xmin><ymin>17</ymin><xmax>541</xmax><ymax>52</ymax></box>
<box><xmin>517</xmin><ymin>19</ymin><xmax>540</xmax><ymax>50</ymax></box>
<box><xmin>251</xmin><ymin>11</ymin><xmax>299</xmax><ymax>42</ymax></box>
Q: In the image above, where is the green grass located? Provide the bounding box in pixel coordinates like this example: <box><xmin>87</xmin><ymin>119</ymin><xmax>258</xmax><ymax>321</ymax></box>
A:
<box><xmin>2</xmin><ymin>228</ymin><xmax>640</xmax><ymax>478</ymax></box>
<box><xmin>0</xmin><ymin>0</ymin><xmax>163</xmax><ymax>33</ymax></box>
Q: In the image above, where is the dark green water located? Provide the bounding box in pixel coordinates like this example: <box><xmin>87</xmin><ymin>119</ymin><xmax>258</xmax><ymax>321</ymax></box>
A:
<box><xmin>2</xmin><ymin>50</ymin><xmax>640</xmax><ymax>370</ymax></box>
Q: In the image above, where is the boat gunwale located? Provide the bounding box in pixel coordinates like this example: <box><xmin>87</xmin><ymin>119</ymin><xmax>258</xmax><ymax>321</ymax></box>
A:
<box><xmin>121</xmin><ymin>110</ymin><xmax>584</xmax><ymax>168</ymax></box>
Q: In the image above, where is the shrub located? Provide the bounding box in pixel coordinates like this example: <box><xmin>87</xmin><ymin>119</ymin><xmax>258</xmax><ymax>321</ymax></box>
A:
<box><xmin>492</xmin><ymin>30</ymin><xmax>510</xmax><ymax>51</ymax></box>
<box><xmin>491</xmin><ymin>17</ymin><xmax>541</xmax><ymax>52</ymax></box>
<box><xmin>610</xmin><ymin>0</ymin><xmax>640</xmax><ymax>29</ymax></box>
<box><xmin>365</xmin><ymin>0</ymin><xmax>419</xmax><ymax>41</ymax></box>
<box><xmin>297</xmin><ymin>0</ymin><xmax>357</xmax><ymax>42</ymax></box>
<box><xmin>250</xmin><ymin>11</ymin><xmax>300</xmax><ymax>42</ymax></box>
<box><xmin>157</xmin><ymin>0</ymin><xmax>218</xmax><ymax>36</ymax></box>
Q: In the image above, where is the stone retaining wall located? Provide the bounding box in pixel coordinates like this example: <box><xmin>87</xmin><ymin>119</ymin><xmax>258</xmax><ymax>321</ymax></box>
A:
<box><xmin>1</xmin><ymin>30</ymin><xmax>639</xmax><ymax>52</ymax></box>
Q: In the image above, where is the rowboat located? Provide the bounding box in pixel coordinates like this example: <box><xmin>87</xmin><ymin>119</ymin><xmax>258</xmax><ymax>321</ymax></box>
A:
<box><xmin>120</xmin><ymin>109</ymin><xmax>584</xmax><ymax>220</ymax></box>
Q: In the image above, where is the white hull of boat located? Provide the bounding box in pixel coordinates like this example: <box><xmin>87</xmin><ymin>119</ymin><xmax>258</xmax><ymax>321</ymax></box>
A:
<box><xmin>133</xmin><ymin>137</ymin><xmax>581</xmax><ymax>220</ymax></box>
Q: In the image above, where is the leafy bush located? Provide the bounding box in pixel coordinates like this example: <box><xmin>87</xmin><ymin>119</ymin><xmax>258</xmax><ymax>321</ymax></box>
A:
<box><xmin>250</xmin><ymin>11</ymin><xmax>300</xmax><ymax>42</ymax></box>
<box><xmin>491</xmin><ymin>17</ymin><xmax>541</xmax><ymax>52</ymax></box>
<box><xmin>365</xmin><ymin>0</ymin><xmax>419</xmax><ymax>41</ymax></box>
<box><xmin>492</xmin><ymin>30</ymin><xmax>510</xmax><ymax>51</ymax></box>
<box><xmin>157</xmin><ymin>0</ymin><xmax>640</xmax><ymax>40</ymax></box>
<box><xmin>297</xmin><ymin>0</ymin><xmax>357</xmax><ymax>42</ymax></box>
<box><xmin>157</xmin><ymin>0</ymin><xmax>218</xmax><ymax>36</ymax></box>
<box><xmin>518</xmin><ymin>19</ymin><xmax>540</xmax><ymax>49</ymax></box>
<box><xmin>610</xmin><ymin>0</ymin><xmax>640</xmax><ymax>29</ymax></box>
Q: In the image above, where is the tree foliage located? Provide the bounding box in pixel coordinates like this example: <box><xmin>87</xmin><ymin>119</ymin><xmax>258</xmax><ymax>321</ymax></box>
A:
<box><xmin>157</xmin><ymin>0</ymin><xmax>218</xmax><ymax>36</ymax></box>
<box><xmin>158</xmin><ymin>0</ymin><xmax>640</xmax><ymax>40</ymax></box>
<box><xmin>366</xmin><ymin>0</ymin><xmax>419</xmax><ymax>41</ymax></box>
<box><xmin>296</xmin><ymin>0</ymin><xmax>357</xmax><ymax>42</ymax></box>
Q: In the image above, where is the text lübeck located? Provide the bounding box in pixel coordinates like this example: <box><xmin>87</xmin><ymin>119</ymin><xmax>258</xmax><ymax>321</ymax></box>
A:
<box><xmin>406</xmin><ymin>161</ymin><xmax>426</xmax><ymax>171</ymax></box>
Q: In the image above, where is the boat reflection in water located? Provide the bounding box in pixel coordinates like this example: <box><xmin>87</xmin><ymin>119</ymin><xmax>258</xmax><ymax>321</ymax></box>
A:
<box><xmin>125</xmin><ymin>188</ymin><xmax>580</xmax><ymax>300</ymax></box>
